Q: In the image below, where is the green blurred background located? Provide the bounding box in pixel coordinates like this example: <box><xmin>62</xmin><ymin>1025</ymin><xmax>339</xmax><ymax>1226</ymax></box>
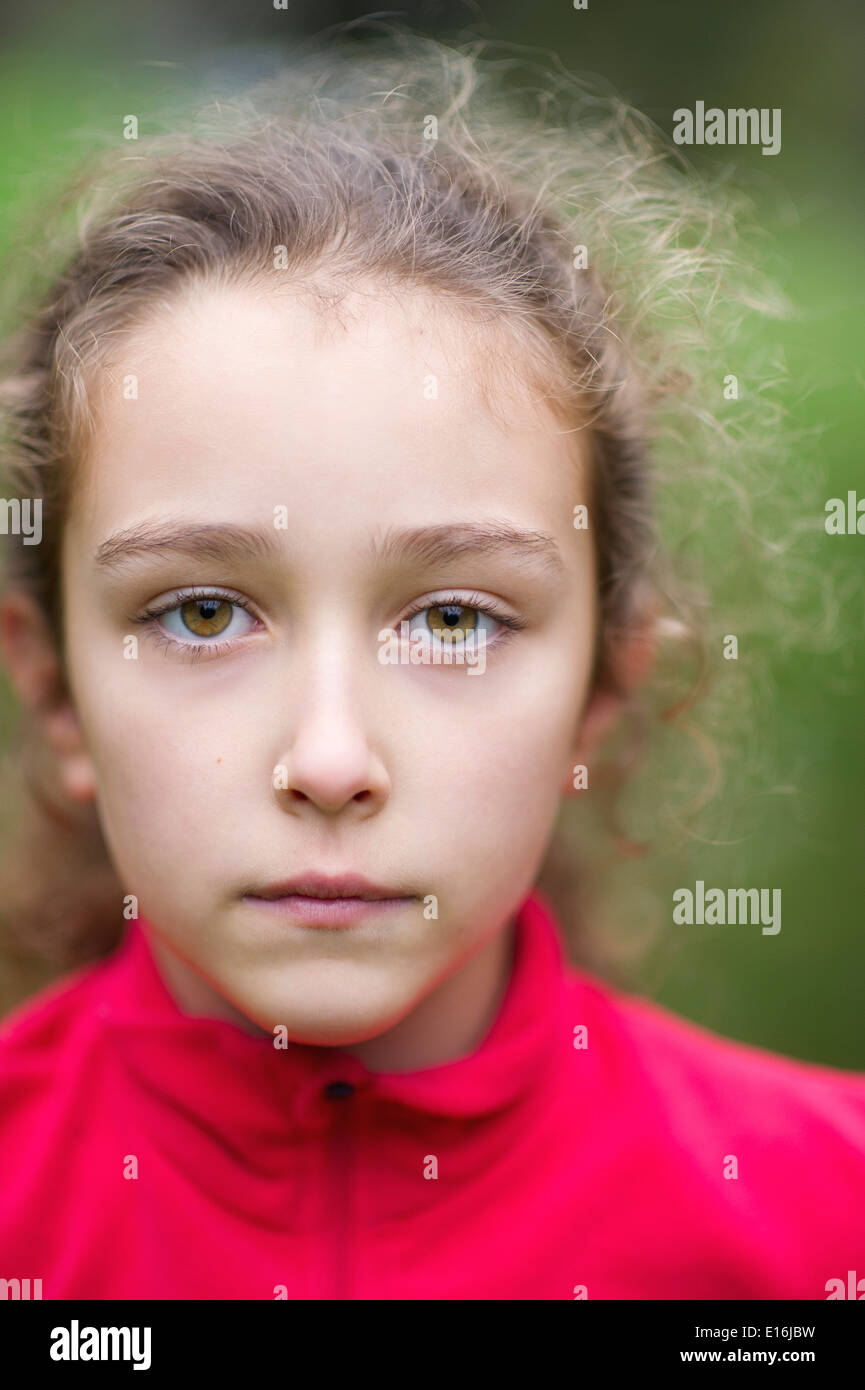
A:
<box><xmin>0</xmin><ymin>0</ymin><xmax>862</xmax><ymax>1065</ymax></box>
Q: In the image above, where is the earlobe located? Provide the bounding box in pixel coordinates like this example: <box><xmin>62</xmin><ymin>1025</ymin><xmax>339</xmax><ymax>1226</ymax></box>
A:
<box><xmin>59</xmin><ymin>755</ymin><xmax>98</xmax><ymax>803</ymax></box>
<box><xmin>577</xmin><ymin>685</ymin><xmax>626</xmax><ymax>757</ymax></box>
<box><xmin>43</xmin><ymin>705</ymin><xmax>98</xmax><ymax>803</ymax></box>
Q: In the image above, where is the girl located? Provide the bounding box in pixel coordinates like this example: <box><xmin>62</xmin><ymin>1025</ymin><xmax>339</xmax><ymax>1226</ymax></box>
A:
<box><xmin>0</xmin><ymin>31</ymin><xmax>862</xmax><ymax>1301</ymax></box>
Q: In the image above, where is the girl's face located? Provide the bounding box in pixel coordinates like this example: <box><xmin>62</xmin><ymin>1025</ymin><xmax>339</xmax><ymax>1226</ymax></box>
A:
<box><xmin>55</xmin><ymin>280</ymin><xmax>601</xmax><ymax>1058</ymax></box>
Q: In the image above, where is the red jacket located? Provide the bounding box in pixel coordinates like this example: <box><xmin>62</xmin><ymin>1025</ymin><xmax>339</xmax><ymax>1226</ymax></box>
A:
<box><xmin>1</xmin><ymin>890</ymin><xmax>864</xmax><ymax>1300</ymax></box>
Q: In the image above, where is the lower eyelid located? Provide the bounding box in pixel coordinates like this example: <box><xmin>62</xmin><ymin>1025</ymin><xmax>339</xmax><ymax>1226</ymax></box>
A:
<box><xmin>141</xmin><ymin>626</ymin><xmax>237</xmax><ymax>661</ymax></box>
<box><xmin>142</xmin><ymin>625</ymin><xmax>519</xmax><ymax>667</ymax></box>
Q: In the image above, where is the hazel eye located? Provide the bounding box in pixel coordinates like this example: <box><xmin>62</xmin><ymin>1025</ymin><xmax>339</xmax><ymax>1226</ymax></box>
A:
<box><xmin>179</xmin><ymin>598</ymin><xmax>231</xmax><ymax>637</ymax></box>
<box><xmin>158</xmin><ymin>596</ymin><xmax>256</xmax><ymax>643</ymax></box>
<box><xmin>425</xmin><ymin>603</ymin><xmax>477</xmax><ymax>641</ymax></box>
<box><xmin>406</xmin><ymin>602</ymin><xmax>499</xmax><ymax>645</ymax></box>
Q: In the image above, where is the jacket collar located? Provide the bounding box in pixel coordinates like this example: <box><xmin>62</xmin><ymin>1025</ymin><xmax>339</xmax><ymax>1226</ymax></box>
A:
<box><xmin>97</xmin><ymin>890</ymin><xmax>571</xmax><ymax>1131</ymax></box>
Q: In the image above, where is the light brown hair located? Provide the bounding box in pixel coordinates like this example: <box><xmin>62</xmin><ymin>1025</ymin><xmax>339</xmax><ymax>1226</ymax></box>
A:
<box><xmin>0</xmin><ymin>29</ymin><xmax>795</xmax><ymax>1000</ymax></box>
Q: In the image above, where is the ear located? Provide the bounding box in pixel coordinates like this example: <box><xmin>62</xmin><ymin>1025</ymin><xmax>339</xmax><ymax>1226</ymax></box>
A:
<box><xmin>561</xmin><ymin>609</ymin><xmax>657</xmax><ymax>797</ymax></box>
<box><xmin>0</xmin><ymin>589</ymin><xmax>97</xmax><ymax>803</ymax></box>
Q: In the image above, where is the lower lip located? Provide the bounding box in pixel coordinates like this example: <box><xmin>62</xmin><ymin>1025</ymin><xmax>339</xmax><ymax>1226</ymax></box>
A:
<box><xmin>243</xmin><ymin>894</ymin><xmax>414</xmax><ymax>928</ymax></box>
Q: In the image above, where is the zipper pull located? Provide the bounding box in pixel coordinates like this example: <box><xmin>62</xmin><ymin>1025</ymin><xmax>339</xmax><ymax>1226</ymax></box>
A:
<box><xmin>323</xmin><ymin>1079</ymin><xmax>356</xmax><ymax>1101</ymax></box>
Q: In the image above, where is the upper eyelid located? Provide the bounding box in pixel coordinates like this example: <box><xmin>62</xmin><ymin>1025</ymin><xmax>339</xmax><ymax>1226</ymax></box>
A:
<box><xmin>404</xmin><ymin>591</ymin><xmax>508</xmax><ymax>614</ymax></box>
<box><xmin>139</xmin><ymin>584</ymin><xmax>252</xmax><ymax>613</ymax></box>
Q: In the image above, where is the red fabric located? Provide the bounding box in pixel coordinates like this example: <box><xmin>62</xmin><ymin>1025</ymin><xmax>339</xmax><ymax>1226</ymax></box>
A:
<box><xmin>1</xmin><ymin>890</ymin><xmax>863</xmax><ymax>1300</ymax></box>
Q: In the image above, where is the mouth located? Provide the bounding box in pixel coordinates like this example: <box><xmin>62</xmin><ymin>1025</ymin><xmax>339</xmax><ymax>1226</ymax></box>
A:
<box><xmin>242</xmin><ymin>873</ymin><xmax>417</xmax><ymax>928</ymax></box>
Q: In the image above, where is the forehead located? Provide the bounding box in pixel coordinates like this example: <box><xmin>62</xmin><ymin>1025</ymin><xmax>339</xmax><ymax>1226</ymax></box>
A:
<box><xmin>75</xmin><ymin>278</ymin><xmax>587</xmax><ymax>528</ymax></box>
<box><xmin>95</xmin><ymin>274</ymin><xmax>567</xmax><ymax>422</ymax></box>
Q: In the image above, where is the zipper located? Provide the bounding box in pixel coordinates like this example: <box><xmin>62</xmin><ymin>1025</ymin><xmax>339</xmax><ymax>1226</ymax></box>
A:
<box><xmin>323</xmin><ymin>1079</ymin><xmax>355</xmax><ymax>1300</ymax></box>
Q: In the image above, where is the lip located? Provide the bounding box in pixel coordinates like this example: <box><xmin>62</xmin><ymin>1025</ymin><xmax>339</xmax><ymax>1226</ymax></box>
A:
<box><xmin>243</xmin><ymin>873</ymin><xmax>417</xmax><ymax>928</ymax></box>
<box><xmin>249</xmin><ymin>872</ymin><xmax>410</xmax><ymax>901</ymax></box>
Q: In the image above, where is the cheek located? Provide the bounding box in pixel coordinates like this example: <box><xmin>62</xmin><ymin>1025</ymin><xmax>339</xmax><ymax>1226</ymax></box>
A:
<box><xmin>419</xmin><ymin>642</ymin><xmax>589</xmax><ymax>865</ymax></box>
<box><xmin>463</xmin><ymin>624</ymin><xmax>593</xmax><ymax>778</ymax></box>
<box><xmin>70</xmin><ymin>651</ymin><xmax>239</xmax><ymax>882</ymax></box>
<box><xmin>430</xmin><ymin>698</ymin><xmax>573</xmax><ymax>836</ymax></box>
<box><xmin>70</xmin><ymin>616</ymin><xmax>232</xmax><ymax>778</ymax></box>
<box><xmin>88</xmin><ymin>739</ymin><xmax>207</xmax><ymax>898</ymax></box>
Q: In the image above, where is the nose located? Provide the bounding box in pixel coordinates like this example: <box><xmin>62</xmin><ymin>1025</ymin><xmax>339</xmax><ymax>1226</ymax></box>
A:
<box><xmin>275</xmin><ymin>665</ymin><xmax>390</xmax><ymax>816</ymax></box>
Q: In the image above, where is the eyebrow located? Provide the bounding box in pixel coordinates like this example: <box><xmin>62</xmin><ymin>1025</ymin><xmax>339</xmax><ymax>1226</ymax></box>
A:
<box><xmin>93</xmin><ymin>518</ymin><xmax>566</xmax><ymax>578</ymax></box>
<box><xmin>94</xmin><ymin>521</ymin><xmax>280</xmax><ymax>572</ymax></box>
<box><xmin>371</xmin><ymin>521</ymin><xmax>566</xmax><ymax>578</ymax></box>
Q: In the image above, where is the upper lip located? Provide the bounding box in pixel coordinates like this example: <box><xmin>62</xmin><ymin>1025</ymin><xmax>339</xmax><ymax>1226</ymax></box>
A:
<box><xmin>248</xmin><ymin>873</ymin><xmax>413</xmax><ymax>901</ymax></box>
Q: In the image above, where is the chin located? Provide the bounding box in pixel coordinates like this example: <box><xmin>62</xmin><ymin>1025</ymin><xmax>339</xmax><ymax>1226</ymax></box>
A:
<box><xmin>235</xmin><ymin>990</ymin><xmax>406</xmax><ymax>1049</ymax></box>
<box><xmin>295</xmin><ymin>1021</ymin><xmax>387</xmax><ymax>1049</ymax></box>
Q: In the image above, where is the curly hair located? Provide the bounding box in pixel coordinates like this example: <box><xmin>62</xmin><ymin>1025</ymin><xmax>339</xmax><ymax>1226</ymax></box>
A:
<box><xmin>0</xmin><ymin>24</ymin><xmax>803</xmax><ymax>999</ymax></box>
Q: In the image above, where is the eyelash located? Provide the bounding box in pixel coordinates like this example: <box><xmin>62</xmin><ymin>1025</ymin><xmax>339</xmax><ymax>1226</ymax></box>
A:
<box><xmin>131</xmin><ymin>586</ymin><xmax>527</xmax><ymax>662</ymax></box>
<box><xmin>132</xmin><ymin>586</ymin><xmax>258</xmax><ymax>663</ymax></box>
<box><xmin>401</xmin><ymin>592</ymin><xmax>527</xmax><ymax>646</ymax></box>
